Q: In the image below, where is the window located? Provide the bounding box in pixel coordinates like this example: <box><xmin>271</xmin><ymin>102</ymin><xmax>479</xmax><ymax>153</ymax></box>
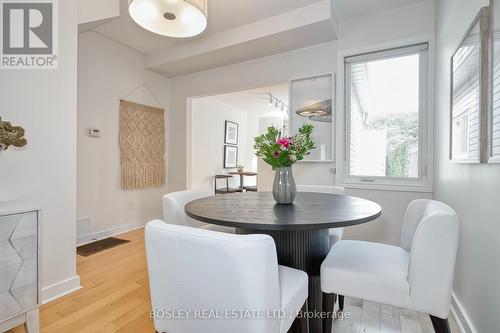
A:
<box><xmin>341</xmin><ymin>44</ymin><xmax>431</xmax><ymax>191</ymax></box>
<box><xmin>453</xmin><ymin>115</ymin><xmax>469</xmax><ymax>159</ymax></box>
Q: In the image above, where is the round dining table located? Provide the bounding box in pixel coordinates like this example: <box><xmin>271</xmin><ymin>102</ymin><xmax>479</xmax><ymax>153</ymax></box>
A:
<box><xmin>185</xmin><ymin>191</ymin><xmax>381</xmax><ymax>333</ymax></box>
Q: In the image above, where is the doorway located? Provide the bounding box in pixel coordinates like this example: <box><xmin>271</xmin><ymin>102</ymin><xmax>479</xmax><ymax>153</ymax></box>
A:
<box><xmin>188</xmin><ymin>84</ymin><xmax>289</xmax><ymax>192</ymax></box>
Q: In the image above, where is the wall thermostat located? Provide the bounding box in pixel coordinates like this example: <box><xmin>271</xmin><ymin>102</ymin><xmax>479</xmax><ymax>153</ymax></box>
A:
<box><xmin>88</xmin><ymin>128</ymin><xmax>101</xmax><ymax>138</ymax></box>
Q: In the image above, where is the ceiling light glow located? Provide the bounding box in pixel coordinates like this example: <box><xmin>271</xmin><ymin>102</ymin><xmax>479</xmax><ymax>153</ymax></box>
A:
<box><xmin>129</xmin><ymin>0</ymin><xmax>208</xmax><ymax>38</ymax></box>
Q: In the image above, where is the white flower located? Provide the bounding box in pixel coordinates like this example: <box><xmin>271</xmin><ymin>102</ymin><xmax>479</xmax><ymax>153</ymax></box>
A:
<box><xmin>293</xmin><ymin>134</ymin><xmax>306</xmax><ymax>150</ymax></box>
<box><xmin>290</xmin><ymin>154</ymin><xmax>297</xmax><ymax>163</ymax></box>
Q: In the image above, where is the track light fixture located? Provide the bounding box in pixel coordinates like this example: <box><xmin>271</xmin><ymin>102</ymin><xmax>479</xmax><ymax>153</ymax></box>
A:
<box><xmin>267</xmin><ymin>93</ymin><xmax>288</xmax><ymax>113</ymax></box>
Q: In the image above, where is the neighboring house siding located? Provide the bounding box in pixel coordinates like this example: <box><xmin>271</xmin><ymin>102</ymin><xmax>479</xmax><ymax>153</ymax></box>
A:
<box><xmin>349</xmin><ymin>63</ymin><xmax>368</xmax><ymax>176</ymax></box>
<box><xmin>350</xmin><ymin>87</ymin><xmax>364</xmax><ymax>175</ymax></box>
<box><xmin>492</xmin><ymin>60</ymin><xmax>500</xmax><ymax>157</ymax></box>
<box><xmin>452</xmin><ymin>77</ymin><xmax>480</xmax><ymax>159</ymax></box>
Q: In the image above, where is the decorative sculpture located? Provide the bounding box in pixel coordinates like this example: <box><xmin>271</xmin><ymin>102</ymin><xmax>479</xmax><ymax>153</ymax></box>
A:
<box><xmin>0</xmin><ymin>117</ymin><xmax>27</xmax><ymax>150</ymax></box>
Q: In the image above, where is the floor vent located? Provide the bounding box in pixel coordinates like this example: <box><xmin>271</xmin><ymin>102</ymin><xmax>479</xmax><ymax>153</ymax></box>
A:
<box><xmin>77</xmin><ymin>237</ymin><xmax>130</xmax><ymax>256</ymax></box>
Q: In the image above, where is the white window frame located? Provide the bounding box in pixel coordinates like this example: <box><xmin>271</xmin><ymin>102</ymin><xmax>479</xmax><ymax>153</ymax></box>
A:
<box><xmin>336</xmin><ymin>37</ymin><xmax>434</xmax><ymax>192</ymax></box>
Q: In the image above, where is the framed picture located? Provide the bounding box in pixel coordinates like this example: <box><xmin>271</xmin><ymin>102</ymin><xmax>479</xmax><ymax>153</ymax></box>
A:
<box><xmin>224</xmin><ymin>145</ymin><xmax>238</xmax><ymax>168</ymax></box>
<box><xmin>450</xmin><ymin>6</ymin><xmax>491</xmax><ymax>163</ymax></box>
<box><xmin>225</xmin><ymin>121</ymin><xmax>239</xmax><ymax>145</ymax></box>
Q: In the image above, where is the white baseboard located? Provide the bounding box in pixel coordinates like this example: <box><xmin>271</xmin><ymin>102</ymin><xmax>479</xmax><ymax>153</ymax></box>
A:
<box><xmin>77</xmin><ymin>221</ymin><xmax>146</xmax><ymax>246</ymax></box>
<box><xmin>42</xmin><ymin>222</ymin><xmax>147</xmax><ymax>304</ymax></box>
<box><xmin>451</xmin><ymin>291</ymin><xmax>477</xmax><ymax>333</ymax></box>
<box><xmin>41</xmin><ymin>275</ymin><xmax>82</xmax><ymax>304</ymax></box>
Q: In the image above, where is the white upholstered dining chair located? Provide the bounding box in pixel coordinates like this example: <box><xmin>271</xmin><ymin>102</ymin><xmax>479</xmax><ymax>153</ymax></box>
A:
<box><xmin>320</xmin><ymin>199</ymin><xmax>459</xmax><ymax>333</ymax></box>
<box><xmin>296</xmin><ymin>185</ymin><xmax>345</xmax><ymax>247</ymax></box>
<box><xmin>162</xmin><ymin>189</ymin><xmax>234</xmax><ymax>233</ymax></box>
<box><xmin>145</xmin><ymin>220</ymin><xmax>309</xmax><ymax>333</ymax></box>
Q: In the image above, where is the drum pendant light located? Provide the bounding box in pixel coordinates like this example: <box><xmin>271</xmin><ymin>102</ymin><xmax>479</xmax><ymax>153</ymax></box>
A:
<box><xmin>129</xmin><ymin>0</ymin><xmax>208</xmax><ymax>38</ymax></box>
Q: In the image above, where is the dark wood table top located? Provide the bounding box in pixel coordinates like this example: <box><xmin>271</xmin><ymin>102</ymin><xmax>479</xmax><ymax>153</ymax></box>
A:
<box><xmin>185</xmin><ymin>192</ymin><xmax>381</xmax><ymax>231</ymax></box>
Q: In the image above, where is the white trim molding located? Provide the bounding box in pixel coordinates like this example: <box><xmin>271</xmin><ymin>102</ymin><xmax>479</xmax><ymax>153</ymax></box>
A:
<box><xmin>77</xmin><ymin>221</ymin><xmax>147</xmax><ymax>246</ymax></box>
<box><xmin>451</xmin><ymin>292</ymin><xmax>477</xmax><ymax>333</ymax></box>
<box><xmin>41</xmin><ymin>275</ymin><xmax>82</xmax><ymax>304</ymax></box>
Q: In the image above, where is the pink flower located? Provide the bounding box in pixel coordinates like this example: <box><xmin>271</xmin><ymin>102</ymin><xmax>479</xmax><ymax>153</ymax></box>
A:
<box><xmin>277</xmin><ymin>137</ymin><xmax>292</xmax><ymax>149</ymax></box>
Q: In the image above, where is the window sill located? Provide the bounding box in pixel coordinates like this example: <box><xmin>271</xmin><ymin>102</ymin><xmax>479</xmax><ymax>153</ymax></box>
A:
<box><xmin>338</xmin><ymin>182</ymin><xmax>433</xmax><ymax>193</ymax></box>
<box><xmin>295</xmin><ymin>160</ymin><xmax>335</xmax><ymax>164</ymax></box>
<box><xmin>488</xmin><ymin>157</ymin><xmax>500</xmax><ymax>164</ymax></box>
<box><xmin>450</xmin><ymin>159</ymin><xmax>480</xmax><ymax>164</ymax></box>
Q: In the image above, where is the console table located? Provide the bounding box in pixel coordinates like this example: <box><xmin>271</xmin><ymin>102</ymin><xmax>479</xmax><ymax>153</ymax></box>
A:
<box><xmin>0</xmin><ymin>209</ymin><xmax>40</xmax><ymax>333</ymax></box>
<box><xmin>229</xmin><ymin>171</ymin><xmax>257</xmax><ymax>191</ymax></box>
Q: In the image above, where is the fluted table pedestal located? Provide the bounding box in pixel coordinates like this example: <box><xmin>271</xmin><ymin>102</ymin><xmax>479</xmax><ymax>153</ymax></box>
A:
<box><xmin>237</xmin><ymin>228</ymin><xmax>330</xmax><ymax>333</ymax></box>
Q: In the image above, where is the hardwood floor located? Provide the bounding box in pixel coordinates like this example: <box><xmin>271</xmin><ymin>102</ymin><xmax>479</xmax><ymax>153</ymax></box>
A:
<box><xmin>8</xmin><ymin>228</ymin><xmax>154</xmax><ymax>333</ymax></box>
<box><xmin>6</xmin><ymin>228</ymin><xmax>460</xmax><ymax>333</ymax></box>
<box><xmin>330</xmin><ymin>297</ymin><xmax>460</xmax><ymax>333</ymax></box>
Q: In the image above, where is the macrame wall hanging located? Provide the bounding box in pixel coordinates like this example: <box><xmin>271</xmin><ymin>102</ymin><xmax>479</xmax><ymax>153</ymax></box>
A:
<box><xmin>119</xmin><ymin>99</ymin><xmax>165</xmax><ymax>189</ymax></box>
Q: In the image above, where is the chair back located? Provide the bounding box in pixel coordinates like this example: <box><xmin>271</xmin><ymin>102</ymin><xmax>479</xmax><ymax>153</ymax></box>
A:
<box><xmin>296</xmin><ymin>185</ymin><xmax>345</xmax><ymax>196</ymax></box>
<box><xmin>162</xmin><ymin>189</ymin><xmax>213</xmax><ymax>228</ymax></box>
<box><xmin>401</xmin><ymin>199</ymin><xmax>459</xmax><ymax>318</ymax></box>
<box><xmin>145</xmin><ymin>220</ymin><xmax>281</xmax><ymax>333</ymax></box>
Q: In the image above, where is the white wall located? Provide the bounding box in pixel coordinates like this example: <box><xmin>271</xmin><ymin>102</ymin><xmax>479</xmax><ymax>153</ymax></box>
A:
<box><xmin>337</xmin><ymin>0</ymin><xmax>435</xmax><ymax>50</ymax></box>
<box><xmin>333</xmin><ymin>0</ymin><xmax>435</xmax><ymax>245</ymax></box>
<box><xmin>191</xmin><ymin>97</ymin><xmax>257</xmax><ymax>189</ymax></box>
<box><xmin>435</xmin><ymin>0</ymin><xmax>500</xmax><ymax>331</ymax></box>
<box><xmin>0</xmin><ymin>1</ymin><xmax>79</xmax><ymax>301</ymax></box>
<box><xmin>171</xmin><ymin>0</ymin><xmax>435</xmax><ymax>245</ymax></box>
<box><xmin>77</xmin><ymin>32</ymin><xmax>170</xmax><ymax>244</ymax></box>
<box><xmin>78</xmin><ymin>0</ymin><xmax>119</xmax><ymax>24</ymax></box>
<box><xmin>175</xmin><ymin>41</ymin><xmax>339</xmax><ymax>192</ymax></box>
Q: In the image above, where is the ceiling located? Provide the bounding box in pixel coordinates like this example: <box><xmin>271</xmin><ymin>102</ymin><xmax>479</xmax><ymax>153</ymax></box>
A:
<box><xmin>81</xmin><ymin>0</ymin><xmax>427</xmax><ymax>77</ymax></box>
<box><xmin>333</xmin><ymin>0</ymin><xmax>424</xmax><ymax>20</ymax></box>
<box><xmin>93</xmin><ymin>0</ymin><xmax>325</xmax><ymax>54</ymax></box>
<box><xmin>211</xmin><ymin>84</ymin><xmax>289</xmax><ymax>118</ymax></box>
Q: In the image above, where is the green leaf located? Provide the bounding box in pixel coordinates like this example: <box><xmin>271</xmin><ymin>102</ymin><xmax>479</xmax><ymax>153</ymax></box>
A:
<box><xmin>263</xmin><ymin>157</ymin><xmax>282</xmax><ymax>168</ymax></box>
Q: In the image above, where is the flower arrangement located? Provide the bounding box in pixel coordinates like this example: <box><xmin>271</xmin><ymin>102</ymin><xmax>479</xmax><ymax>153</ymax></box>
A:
<box><xmin>0</xmin><ymin>117</ymin><xmax>27</xmax><ymax>151</ymax></box>
<box><xmin>254</xmin><ymin>124</ymin><xmax>315</xmax><ymax>168</ymax></box>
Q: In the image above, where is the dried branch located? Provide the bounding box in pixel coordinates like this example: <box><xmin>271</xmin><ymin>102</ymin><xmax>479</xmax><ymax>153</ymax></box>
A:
<box><xmin>0</xmin><ymin>117</ymin><xmax>27</xmax><ymax>150</ymax></box>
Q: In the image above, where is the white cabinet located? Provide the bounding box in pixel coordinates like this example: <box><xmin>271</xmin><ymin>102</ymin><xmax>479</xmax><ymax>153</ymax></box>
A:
<box><xmin>0</xmin><ymin>210</ymin><xmax>39</xmax><ymax>333</ymax></box>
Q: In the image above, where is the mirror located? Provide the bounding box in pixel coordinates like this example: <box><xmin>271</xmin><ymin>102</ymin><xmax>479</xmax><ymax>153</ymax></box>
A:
<box><xmin>450</xmin><ymin>6</ymin><xmax>491</xmax><ymax>163</ymax></box>
<box><xmin>289</xmin><ymin>74</ymin><xmax>334</xmax><ymax>162</ymax></box>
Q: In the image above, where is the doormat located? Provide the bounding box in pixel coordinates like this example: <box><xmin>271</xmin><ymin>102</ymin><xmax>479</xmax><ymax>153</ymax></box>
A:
<box><xmin>77</xmin><ymin>237</ymin><xmax>130</xmax><ymax>256</ymax></box>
